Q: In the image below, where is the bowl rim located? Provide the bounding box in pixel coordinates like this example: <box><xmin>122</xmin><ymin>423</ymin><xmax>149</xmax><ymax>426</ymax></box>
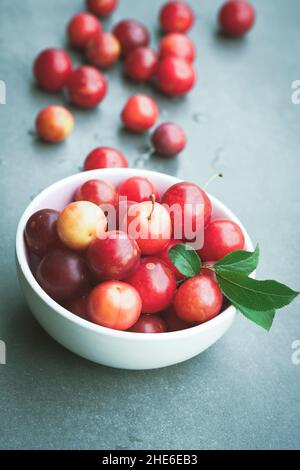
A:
<box><xmin>16</xmin><ymin>168</ymin><xmax>254</xmax><ymax>342</ymax></box>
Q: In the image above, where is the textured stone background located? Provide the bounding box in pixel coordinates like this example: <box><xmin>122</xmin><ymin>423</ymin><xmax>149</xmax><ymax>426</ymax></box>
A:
<box><xmin>0</xmin><ymin>0</ymin><xmax>299</xmax><ymax>450</ymax></box>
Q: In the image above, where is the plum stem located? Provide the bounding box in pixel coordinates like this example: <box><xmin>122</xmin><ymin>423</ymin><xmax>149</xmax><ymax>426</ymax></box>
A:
<box><xmin>147</xmin><ymin>194</ymin><xmax>156</xmax><ymax>220</ymax></box>
<box><xmin>203</xmin><ymin>172</ymin><xmax>223</xmax><ymax>190</ymax></box>
<box><xmin>203</xmin><ymin>265</ymin><xmax>215</xmax><ymax>270</ymax></box>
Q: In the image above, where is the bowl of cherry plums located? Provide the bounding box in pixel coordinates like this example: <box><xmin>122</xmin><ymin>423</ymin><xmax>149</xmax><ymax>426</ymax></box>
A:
<box><xmin>16</xmin><ymin>168</ymin><xmax>253</xmax><ymax>369</ymax></box>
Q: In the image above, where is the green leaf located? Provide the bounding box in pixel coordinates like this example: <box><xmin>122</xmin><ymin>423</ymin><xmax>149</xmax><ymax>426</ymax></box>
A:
<box><xmin>232</xmin><ymin>301</ymin><xmax>275</xmax><ymax>331</ymax></box>
<box><xmin>217</xmin><ymin>271</ymin><xmax>299</xmax><ymax>311</ymax></box>
<box><xmin>168</xmin><ymin>244</ymin><xmax>201</xmax><ymax>278</ymax></box>
<box><xmin>215</xmin><ymin>244</ymin><xmax>259</xmax><ymax>276</ymax></box>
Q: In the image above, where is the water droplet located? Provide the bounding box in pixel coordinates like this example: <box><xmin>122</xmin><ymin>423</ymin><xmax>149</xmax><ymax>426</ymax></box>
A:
<box><xmin>133</xmin><ymin>144</ymin><xmax>152</xmax><ymax>167</ymax></box>
<box><xmin>192</xmin><ymin>112</ymin><xmax>209</xmax><ymax>124</ymax></box>
<box><xmin>134</xmin><ymin>156</ymin><xmax>146</xmax><ymax>168</ymax></box>
<box><xmin>137</xmin><ymin>144</ymin><xmax>152</xmax><ymax>155</ymax></box>
<box><xmin>212</xmin><ymin>147</ymin><xmax>226</xmax><ymax>169</ymax></box>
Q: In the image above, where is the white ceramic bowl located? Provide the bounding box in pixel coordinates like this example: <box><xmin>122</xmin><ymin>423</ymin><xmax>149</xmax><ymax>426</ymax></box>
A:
<box><xmin>16</xmin><ymin>168</ymin><xmax>254</xmax><ymax>370</ymax></box>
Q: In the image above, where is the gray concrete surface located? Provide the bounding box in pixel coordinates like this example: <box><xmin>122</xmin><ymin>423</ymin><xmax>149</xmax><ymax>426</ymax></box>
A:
<box><xmin>0</xmin><ymin>0</ymin><xmax>300</xmax><ymax>450</ymax></box>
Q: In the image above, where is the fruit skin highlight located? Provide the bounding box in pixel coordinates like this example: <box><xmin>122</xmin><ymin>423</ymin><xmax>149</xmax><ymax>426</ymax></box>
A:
<box><xmin>113</xmin><ymin>19</ymin><xmax>150</xmax><ymax>56</ymax></box>
<box><xmin>25</xmin><ymin>209</ymin><xmax>61</xmax><ymax>257</ymax></box>
<box><xmin>66</xmin><ymin>66</ymin><xmax>107</xmax><ymax>109</ymax></box>
<box><xmin>121</xmin><ymin>94</ymin><xmax>159</xmax><ymax>133</ymax></box>
<box><xmin>160</xmin><ymin>1</ymin><xmax>195</xmax><ymax>34</ymax></box>
<box><xmin>118</xmin><ymin>176</ymin><xmax>159</xmax><ymax>204</ymax></box>
<box><xmin>87</xmin><ymin>281</ymin><xmax>142</xmax><ymax>330</ymax></box>
<box><xmin>33</xmin><ymin>48</ymin><xmax>72</xmax><ymax>92</ymax></box>
<box><xmin>159</xmin><ymin>33</ymin><xmax>195</xmax><ymax>62</ymax></box>
<box><xmin>57</xmin><ymin>201</ymin><xmax>107</xmax><ymax>251</ymax></box>
<box><xmin>84</xmin><ymin>147</ymin><xmax>128</xmax><ymax>170</ymax></box>
<box><xmin>124</xmin><ymin>200</ymin><xmax>171</xmax><ymax>255</ymax></box>
<box><xmin>125</xmin><ymin>47</ymin><xmax>159</xmax><ymax>83</ymax></box>
<box><xmin>127</xmin><ymin>257</ymin><xmax>176</xmax><ymax>314</ymax></box>
<box><xmin>86</xmin><ymin>0</ymin><xmax>118</xmax><ymax>17</ymax></box>
<box><xmin>175</xmin><ymin>274</ymin><xmax>223</xmax><ymax>323</ymax></box>
<box><xmin>151</xmin><ymin>122</ymin><xmax>186</xmax><ymax>157</ymax></box>
<box><xmin>157</xmin><ymin>57</ymin><xmax>196</xmax><ymax>97</ymax></box>
<box><xmin>86</xmin><ymin>32</ymin><xmax>121</xmax><ymax>68</ymax></box>
<box><xmin>35</xmin><ymin>106</ymin><xmax>74</xmax><ymax>143</ymax></box>
<box><xmin>199</xmin><ymin>219</ymin><xmax>245</xmax><ymax>261</ymax></box>
<box><xmin>219</xmin><ymin>0</ymin><xmax>256</xmax><ymax>37</ymax></box>
<box><xmin>75</xmin><ymin>179</ymin><xmax>118</xmax><ymax>209</ymax></box>
<box><xmin>67</xmin><ymin>12</ymin><xmax>101</xmax><ymax>49</ymax></box>
<box><xmin>87</xmin><ymin>230</ymin><xmax>141</xmax><ymax>281</ymax></box>
<box><xmin>161</xmin><ymin>182</ymin><xmax>212</xmax><ymax>243</ymax></box>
